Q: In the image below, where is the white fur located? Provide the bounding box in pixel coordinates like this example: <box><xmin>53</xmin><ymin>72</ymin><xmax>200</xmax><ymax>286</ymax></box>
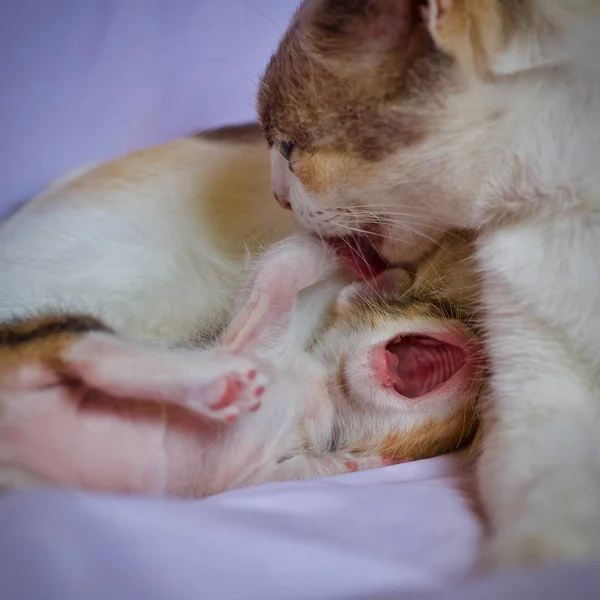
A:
<box><xmin>473</xmin><ymin>7</ymin><xmax>600</xmax><ymax>566</ymax></box>
<box><xmin>270</xmin><ymin>0</ymin><xmax>600</xmax><ymax>568</ymax></box>
<box><xmin>0</xmin><ymin>137</ymin><xmax>295</xmax><ymax>344</ymax></box>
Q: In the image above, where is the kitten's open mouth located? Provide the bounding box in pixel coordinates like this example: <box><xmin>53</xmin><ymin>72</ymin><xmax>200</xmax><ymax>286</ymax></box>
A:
<box><xmin>373</xmin><ymin>334</ymin><xmax>470</xmax><ymax>400</ymax></box>
<box><xmin>322</xmin><ymin>234</ymin><xmax>388</xmax><ymax>278</ymax></box>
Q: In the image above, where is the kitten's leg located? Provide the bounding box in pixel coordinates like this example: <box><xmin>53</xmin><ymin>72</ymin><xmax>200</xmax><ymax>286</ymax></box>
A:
<box><xmin>0</xmin><ymin>315</ymin><xmax>265</xmax><ymax>424</ymax></box>
<box><xmin>66</xmin><ymin>236</ymin><xmax>343</xmax><ymax>420</ymax></box>
<box><xmin>0</xmin><ymin>315</ymin><xmax>270</xmax><ymax>493</ymax></box>
<box><xmin>61</xmin><ymin>333</ymin><xmax>268</xmax><ymax>422</ymax></box>
<box><xmin>267</xmin><ymin>453</ymin><xmax>394</xmax><ymax>482</ymax></box>
<box><xmin>221</xmin><ymin>235</ymin><xmax>341</xmax><ymax>351</ymax></box>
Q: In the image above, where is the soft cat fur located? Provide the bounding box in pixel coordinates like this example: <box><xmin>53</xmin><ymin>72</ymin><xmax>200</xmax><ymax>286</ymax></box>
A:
<box><xmin>0</xmin><ymin>124</ymin><xmax>298</xmax><ymax>344</ymax></box>
<box><xmin>258</xmin><ymin>0</ymin><xmax>600</xmax><ymax>568</ymax></box>
<box><xmin>0</xmin><ymin>234</ymin><xmax>482</xmax><ymax>495</ymax></box>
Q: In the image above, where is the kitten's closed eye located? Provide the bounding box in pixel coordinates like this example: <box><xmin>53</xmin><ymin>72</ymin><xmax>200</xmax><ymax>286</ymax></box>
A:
<box><xmin>279</xmin><ymin>141</ymin><xmax>295</xmax><ymax>162</ymax></box>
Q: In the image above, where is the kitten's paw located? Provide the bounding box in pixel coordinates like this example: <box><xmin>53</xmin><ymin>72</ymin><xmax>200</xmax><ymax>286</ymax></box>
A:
<box><xmin>61</xmin><ymin>334</ymin><xmax>268</xmax><ymax>422</ymax></box>
<box><xmin>482</xmin><ymin>522</ymin><xmax>600</xmax><ymax>570</ymax></box>
<box><xmin>342</xmin><ymin>455</ymin><xmax>404</xmax><ymax>473</ymax></box>
<box><xmin>200</xmin><ymin>361</ymin><xmax>267</xmax><ymax>423</ymax></box>
<box><xmin>269</xmin><ymin>452</ymin><xmax>394</xmax><ymax>482</ymax></box>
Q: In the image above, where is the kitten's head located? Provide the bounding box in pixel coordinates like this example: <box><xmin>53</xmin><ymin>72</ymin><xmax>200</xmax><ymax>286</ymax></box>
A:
<box><xmin>258</xmin><ymin>0</ymin><xmax>583</xmax><ymax>267</ymax></box>
<box><xmin>318</xmin><ymin>231</ymin><xmax>483</xmax><ymax>460</ymax></box>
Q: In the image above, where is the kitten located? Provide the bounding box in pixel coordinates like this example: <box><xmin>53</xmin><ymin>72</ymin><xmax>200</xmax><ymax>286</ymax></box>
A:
<box><xmin>257</xmin><ymin>0</ymin><xmax>600</xmax><ymax>567</ymax></box>
<box><xmin>0</xmin><ymin>233</ymin><xmax>482</xmax><ymax>496</ymax></box>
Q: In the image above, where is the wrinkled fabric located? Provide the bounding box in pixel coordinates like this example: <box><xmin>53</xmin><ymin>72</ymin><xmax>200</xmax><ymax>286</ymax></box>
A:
<box><xmin>0</xmin><ymin>455</ymin><xmax>483</xmax><ymax>600</ymax></box>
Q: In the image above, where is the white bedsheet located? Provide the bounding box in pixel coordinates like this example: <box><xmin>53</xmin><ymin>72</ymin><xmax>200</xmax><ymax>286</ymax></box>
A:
<box><xmin>1</xmin><ymin>452</ymin><xmax>600</xmax><ymax>599</ymax></box>
<box><xmin>0</xmin><ymin>454</ymin><xmax>481</xmax><ymax>599</ymax></box>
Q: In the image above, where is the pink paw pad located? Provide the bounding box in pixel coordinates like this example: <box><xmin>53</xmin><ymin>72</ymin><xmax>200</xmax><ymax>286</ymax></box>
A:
<box><xmin>344</xmin><ymin>460</ymin><xmax>359</xmax><ymax>472</ymax></box>
<box><xmin>209</xmin><ymin>377</ymin><xmax>243</xmax><ymax>411</ymax></box>
<box><xmin>203</xmin><ymin>366</ymin><xmax>267</xmax><ymax>423</ymax></box>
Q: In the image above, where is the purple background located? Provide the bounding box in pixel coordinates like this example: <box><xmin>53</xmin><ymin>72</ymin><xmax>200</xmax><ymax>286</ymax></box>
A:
<box><xmin>0</xmin><ymin>0</ymin><xmax>297</xmax><ymax>215</ymax></box>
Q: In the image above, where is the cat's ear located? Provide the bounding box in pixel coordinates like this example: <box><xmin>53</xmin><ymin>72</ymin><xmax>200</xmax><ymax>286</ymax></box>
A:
<box><xmin>302</xmin><ymin>0</ymin><xmax>424</xmax><ymax>61</ymax></box>
<box><xmin>424</xmin><ymin>0</ymin><xmax>506</xmax><ymax>79</ymax></box>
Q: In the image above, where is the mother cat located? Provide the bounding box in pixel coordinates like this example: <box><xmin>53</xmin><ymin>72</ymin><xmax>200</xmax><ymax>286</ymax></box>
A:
<box><xmin>258</xmin><ymin>0</ymin><xmax>600</xmax><ymax>567</ymax></box>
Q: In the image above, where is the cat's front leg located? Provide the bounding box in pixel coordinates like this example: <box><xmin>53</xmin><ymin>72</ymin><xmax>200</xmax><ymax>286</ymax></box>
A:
<box><xmin>478</xmin><ymin>222</ymin><xmax>600</xmax><ymax>569</ymax></box>
<box><xmin>479</xmin><ymin>320</ymin><xmax>600</xmax><ymax>568</ymax></box>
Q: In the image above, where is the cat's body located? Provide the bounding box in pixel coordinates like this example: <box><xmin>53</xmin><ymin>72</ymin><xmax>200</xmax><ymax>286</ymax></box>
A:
<box><xmin>0</xmin><ymin>124</ymin><xmax>298</xmax><ymax>344</ymax></box>
<box><xmin>0</xmin><ymin>234</ymin><xmax>482</xmax><ymax>496</ymax></box>
<box><xmin>258</xmin><ymin>0</ymin><xmax>600</xmax><ymax>567</ymax></box>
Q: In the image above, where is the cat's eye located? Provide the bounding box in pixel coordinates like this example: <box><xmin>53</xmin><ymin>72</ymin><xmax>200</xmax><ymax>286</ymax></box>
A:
<box><xmin>279</xmin><ymin>141</ymin><xmax>295</xmax><ymax>161</ymax></box>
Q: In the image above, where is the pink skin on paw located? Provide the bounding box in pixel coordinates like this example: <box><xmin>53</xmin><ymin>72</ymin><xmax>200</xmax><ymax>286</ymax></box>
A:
<box><xmin>344</xmin><ymin>460</ymin><xmax>359</xmax><ymax>472</ymax></box>
<box><xmin>209</xmin><ymin>377</ymin><xmax>242</xmax><ymax>411</ymax></box>
<box><xmin>205</xmin><ymin>368</ymin><xmax>264</xmax><ymax>419</ymax></box>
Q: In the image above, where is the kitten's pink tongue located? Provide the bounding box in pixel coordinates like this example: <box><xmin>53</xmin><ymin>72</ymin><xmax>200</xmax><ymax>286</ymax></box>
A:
<box><xmin>386</xmin><ymin>337</ymin><xmax>466</xmax><ymax>398</ymax></box>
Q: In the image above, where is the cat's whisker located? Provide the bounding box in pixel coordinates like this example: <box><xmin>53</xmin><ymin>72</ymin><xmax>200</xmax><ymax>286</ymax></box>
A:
<box><xmin>327</xmin><ymin>220</ymin><xmax>442</xmax><ymax>248</ymax></box>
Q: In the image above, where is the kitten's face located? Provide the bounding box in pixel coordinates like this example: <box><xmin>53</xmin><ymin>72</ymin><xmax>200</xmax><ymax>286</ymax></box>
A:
<box><xmin>318</xmin><ymin>233</ymin><xmax>483</xmax><ymax>459</ymax></box>
<box><xmin>258</xmin><ymin>0</ymin><xmax>553</xmax><ymax>267</ymax></box>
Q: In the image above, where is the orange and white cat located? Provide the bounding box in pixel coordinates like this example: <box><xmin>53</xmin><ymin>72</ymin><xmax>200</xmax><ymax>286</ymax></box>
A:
<box><xmin>258</xmin><ymin>0</ymin><xmax>600</xmax><ymax>568</ymax></box>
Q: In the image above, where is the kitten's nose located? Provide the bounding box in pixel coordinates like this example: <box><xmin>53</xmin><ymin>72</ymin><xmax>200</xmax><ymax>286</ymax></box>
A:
<box><xmin>273</xmin><ymin>191</ymin><xmax>292</xmax><ymax>210</ymax></box>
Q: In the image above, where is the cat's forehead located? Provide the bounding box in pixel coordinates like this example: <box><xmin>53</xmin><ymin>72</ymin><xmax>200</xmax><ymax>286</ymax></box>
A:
<box><xmin>257</xmin><ymin>1</ymin><xmax>454</xmax><ymax>161</ymax></box>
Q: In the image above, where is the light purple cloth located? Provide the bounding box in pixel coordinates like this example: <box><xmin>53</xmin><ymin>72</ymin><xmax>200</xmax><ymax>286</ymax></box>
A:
<box><xmin>0</xmin><ymin>0</ymin><xmax>295</xmax><ymax>214</ymax></box>
<box><xmin>0</xmin><ymin>456</ymin><xmax>481</xmax><ymax>600</ymax></box>
<box><xmin>0</xmin><ymin>457</ymin><xmax>598</xmax><ymax>600</ymax></box>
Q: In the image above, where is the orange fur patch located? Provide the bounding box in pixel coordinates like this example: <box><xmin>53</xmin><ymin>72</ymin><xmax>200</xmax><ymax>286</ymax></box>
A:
<box><xmin>0</xmin><ymin>314</ymin><xmax>110</xmax><ymax>386</ymax></box>
<box><xmin>352</xmin><ymin>405</ymin><xmax>478</xmax><ymax>461</ymax></box>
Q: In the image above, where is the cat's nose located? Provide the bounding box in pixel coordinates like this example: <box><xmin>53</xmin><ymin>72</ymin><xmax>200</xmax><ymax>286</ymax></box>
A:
<box><xmin>274</xmin><ymin>191</ymin><xmax>292</xmax><ymax>210</ymax></box>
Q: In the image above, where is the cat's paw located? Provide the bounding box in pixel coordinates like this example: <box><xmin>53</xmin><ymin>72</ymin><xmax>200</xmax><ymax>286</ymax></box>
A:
<box><xmin>341</xmin><ymin>455</ymin><xmax>405</xmax><ymax>473</ymax></box>
<box><xmin>199</xmin><ymin>359</ymin><xmax>267</xmax><ymax>423</ymax></box>
<box><xmin>481</xmin><ymin>522</ymin><xmax>600</xmax><ymax>570</ymax></box>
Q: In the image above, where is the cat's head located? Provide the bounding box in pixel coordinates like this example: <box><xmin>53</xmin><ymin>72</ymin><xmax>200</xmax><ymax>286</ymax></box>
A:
<box><xmin>258</xmin><ymin>0</ymin><xmax>591</xmax><ymax>266</ymax></box>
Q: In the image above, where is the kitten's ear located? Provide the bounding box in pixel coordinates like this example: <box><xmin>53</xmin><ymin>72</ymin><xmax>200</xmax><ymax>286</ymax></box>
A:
<box><xmin>303</xmin><ymin>0</ymin><xmax>423</xmax><ymax>60</ymax></box>
<box><xmin>424</xmin><ymin>0</ymin><xmax>505</xmax><ymax>79</ymax></box>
